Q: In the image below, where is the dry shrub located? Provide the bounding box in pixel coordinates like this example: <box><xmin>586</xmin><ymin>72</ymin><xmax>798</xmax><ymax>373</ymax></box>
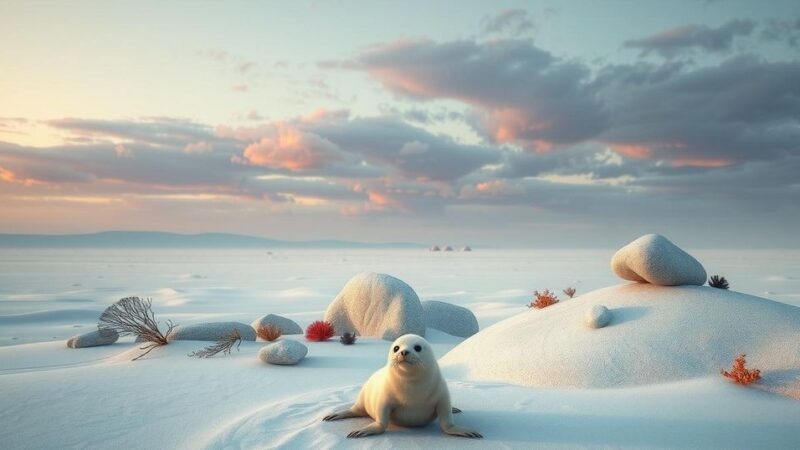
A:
<box><xmin>340</xmin><ymin>332</ymin><xmax>357</xmax><ymax>345</ymax></box>
<box><xmin>99</xmin><ymin>296</ymin><xmax>174</xmax><ymax>360</ymax></box>
<box><xmin>721</xmin><ymin>354</ymin><xmax>761</xmax><ymax>385</ymax></box>
<box><xmin>709</xmin><ymin>275</ymin><xmax>730</xmax><ymax>289</ymax></box>
<box><xmin>528</xmin><ymin>289</ymin><xmax>559</xmax><ymax>309</ymax></box>
<box><xmin>188</xmin><ymin>329</ymin><xmax>242</xmax><ymax>358</ymax></box>
<box><xmin>563</xmin><ymin>287</ymin><xmax>577</xmax><ymax>298</ymax></box>
<box><xmin>257</xmin><ymin>324</ymin><xmax>282</xmax><ymax>341</ymax></box>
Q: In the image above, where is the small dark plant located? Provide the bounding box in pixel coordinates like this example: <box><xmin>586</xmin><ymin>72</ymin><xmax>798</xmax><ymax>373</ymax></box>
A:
<box><xmin>708</xmin><ymin>275</ymin><xmax>729</xmax><ymax>290</ymax></box>
<box><xmin>563</xmin><ymin>287</ymin><xmax>576</xmax><ymax>298</ymax></box>
<box><xmin>340</xmin><ymin>332</ymin><xmax>357</xmax><ymax>345</ymax></box>
<box><xmin>98</xmin><ymin>296</ymin><xmax>175</xmax><ymax>361</ymax></box>
<box><xmin>721</xmin><ymin>354</ymin><xmax>761</xmax><ymax>385</ymax></box>
<box><xmin>257</xmin><ymin>324</ymin><xmax>282</xmax><ymax>341</ymax></box>
<box><xmin>306</xmin><ymin>320</ymin><xmax>335</xmax><ymax>341</ymax></box>
<box><xmin>528</xmin><ymin>290</ymin><xmax>559</xmax><ymax>309</ymax></box>
<box><xmin>188</xmin><ymin>329</ymin><xmax>243</xmax><ymax>358</ymax></box>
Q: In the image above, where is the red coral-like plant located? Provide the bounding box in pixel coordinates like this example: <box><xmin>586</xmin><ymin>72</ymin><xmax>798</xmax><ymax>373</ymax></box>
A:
<box><xmin>528</xmin><ymin>289</ymin><xmax>559</xmax><ymax>309</ymax></box>
<box><xmin>721</xmin><ymin>354</ymin><xmax>761</xmax><ymax>385</ymax></box>
<box><xmin>306</xmin><ymin>320</ymin><xmax>335</xmax><ymax>342</ymax></box>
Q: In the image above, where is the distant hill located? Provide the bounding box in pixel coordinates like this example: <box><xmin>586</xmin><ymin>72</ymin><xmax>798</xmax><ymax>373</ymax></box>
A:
<box><xmin>0</xmin><ymin>231</ymin><xmax>424</xmax><ymax>249</ymax></box>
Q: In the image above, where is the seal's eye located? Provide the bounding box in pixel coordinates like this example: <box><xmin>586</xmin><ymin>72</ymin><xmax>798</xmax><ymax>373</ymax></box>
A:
<box><xmin>393</xmin><ymin>345</ymin><xmax>399</xmax><ymax>353</ymax></box>
<box><xmin>414</xmin><ymin>345</ymin><xmax>422</xmax><ymax>352</ymax></box>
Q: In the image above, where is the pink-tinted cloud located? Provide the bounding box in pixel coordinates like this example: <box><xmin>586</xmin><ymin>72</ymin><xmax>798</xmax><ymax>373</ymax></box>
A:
<box><xmin>239</xmin><ymin>125</ymin><xmax>341</xmax><ymax>171</ymax></box>
<box><xmin>356</xmin><ymin>39</ymin><xmax>607</xmax><ymax>150</ymax></box>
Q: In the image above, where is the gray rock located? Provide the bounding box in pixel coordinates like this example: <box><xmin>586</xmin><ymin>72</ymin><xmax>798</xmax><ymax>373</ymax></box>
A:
<box><xmin>258</xmin><ymin>339</ymin><xmax>307</xmax><ymax>365</ymax></box>
<box><xmin>251</xmin><ymin>314</ymin><xmax>302</xmax><ymax>335</ymax></box>
<box><xmin>167</xmin><ymin>321</ymin><xmax>256</xmax><ymax>342</ymax></box>
<box><xmin>66</xmin><ymin>329</ymin><xmax>118</xmax><ymax>348</ymax></box>
<box><xmin>462</xmin><ymin>246</ymin><xmax>472</xmax><ymax>252</ymax></box>
<box><xmin>422</xmin><ymin>300</ymin><xmax>479</xmax><ymax>337</ymax></box>
<box><xmin>430</xmin><ymin>245</ymin><xmax>441</xmax><ymax>252</ymax></box>
<box><xmin>324</xmin><ymin>272</ymin><xmax>425</xmax><ymax>340</ymax></box>
<box><xmin>585</xmin><ymin>305</ymin><xmax>611</xmax><ymax>329</ymax></box>
<box><xmin>611</xmin><ymin>234</ymin><xmax>706</xmax><ymax>286</ymax></box>
<box><xmin>444</xmin><ymin>246</ymin><xmax>454</xmax><ymax>251</ymax></box>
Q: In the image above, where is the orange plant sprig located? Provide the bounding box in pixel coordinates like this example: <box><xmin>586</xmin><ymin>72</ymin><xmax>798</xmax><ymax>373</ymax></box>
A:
<box><xmin>528</xmin><ymin>289</ymin><xmax>559</xmax><ymax>309</ymax></box>
<box><xmin>721</xmin><ymin>354</ymin><xmax>761</xmax><ymax>385</ymax></box>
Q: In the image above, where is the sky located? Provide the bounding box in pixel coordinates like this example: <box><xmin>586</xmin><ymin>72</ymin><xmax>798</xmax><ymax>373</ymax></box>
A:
<box><xmin>1</xmin><ymin>0</ymin><xmax>799</xmax><ymax>247</ymax></box>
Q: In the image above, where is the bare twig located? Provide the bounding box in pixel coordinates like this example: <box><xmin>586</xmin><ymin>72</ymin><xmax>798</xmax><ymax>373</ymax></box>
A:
<box><xmin>188</xmin><ymin>329</ymin><xmax>243</xmax><ymax>358</ymax></box>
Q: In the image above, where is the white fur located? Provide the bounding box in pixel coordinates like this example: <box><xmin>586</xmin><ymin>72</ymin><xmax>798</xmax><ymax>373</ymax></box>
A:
<box><xmin>322</xmin><ymin>334</ymin><xmax>482</xmax><ymax>439</ymax></box>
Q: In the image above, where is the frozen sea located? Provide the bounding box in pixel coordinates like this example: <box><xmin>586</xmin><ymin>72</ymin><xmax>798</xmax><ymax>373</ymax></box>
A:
<box><xmin>1</xmin><ymin>247</ymin><xmax>798</xmax><ymax>346</ymax></box>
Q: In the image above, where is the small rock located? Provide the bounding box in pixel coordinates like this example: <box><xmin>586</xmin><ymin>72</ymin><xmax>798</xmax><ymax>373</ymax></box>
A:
<box><xmin>430</xmin><ymin>245</ymin><xmax>441</xmax><ymax>252</ymax></box>
<box><xmin>422</xmin><ymin>300</ymin><xmax>479</xmax><ymax>337</ymax></box>
<box><xmin>462</xmin><ymin>246</ymin><xmax>472</xmax><ymax>252</ymax></box>
<box><xmin>611</xmin><ymin>234</ymin><xmax>706</xmax><ymax>286</ymax></box>
<box><xmin>444</xmin><ymin>246</ymin><xmax>454</xmax><ymax>251</ymax></box>
<box><xmin>167</xmin><ymin>321</ymin><xmax>256</xmax><ymax>342</ymax></box>
<box><xmin>585</xmin><ymin>305</ymin><xmax>611</xmax><ymax>329</ymax></box>
<box><xmin>258</xmin><ymin>339</ymin><xmax>308</xmax><ymax>365</ymax></box>
<box><xmin>67</xmin><ymin>329</ymin><xmax>119</xmax><ymax>348</ymax></box>
<box><xmin>251</xmin><ymin>314</ymin><xmax>302</xmax><ymax>335</ymax></box>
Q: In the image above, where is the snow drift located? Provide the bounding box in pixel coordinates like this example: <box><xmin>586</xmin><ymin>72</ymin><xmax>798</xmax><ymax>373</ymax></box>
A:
<box><xmin>440</xmin><ymin>283</ymin><xmax>800</xmax><ymax>389</ymax></box>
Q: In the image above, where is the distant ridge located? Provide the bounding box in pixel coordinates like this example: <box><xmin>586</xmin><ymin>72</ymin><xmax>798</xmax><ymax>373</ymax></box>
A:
<box><xmin>0</xmin><ymin>231</ymin><xmax>424</xmax><ymax>249</ymax></box>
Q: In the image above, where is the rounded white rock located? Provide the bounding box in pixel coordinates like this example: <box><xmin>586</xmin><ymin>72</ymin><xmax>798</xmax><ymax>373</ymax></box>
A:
<box><xmin>258</xmin><ymin>339</ymin><xmax>308</xmax><ymax>365</ymax></box>
<box><xmin>585</xmin><ymin>305</ymin><xmax>611</xmax><ymax>329</ymax></box>
<box><xmin>611</xmin><ymin>234</ymin><xmax>706</xmax><ymax>286</ymax></box>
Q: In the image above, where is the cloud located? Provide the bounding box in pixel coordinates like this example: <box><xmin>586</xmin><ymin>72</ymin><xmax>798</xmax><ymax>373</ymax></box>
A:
<box><xmin>238</xmin><ymin>125</ymin><xmax>342</xmax><ymax>171</ymax></box>
<box><xmin>623</xmin><ymin>19</ymin><xmax>757</xmax><ymax>58</ymax></box>
<box><xmin>597</xmin><ymin>55</ymin><xmax>800</xmax><ymax>166</ymax></box>
<box><xmin>357</xmin><ymin>39</ymin><xmax>607</xmax><ymax>150</ymax></box>
<box><xmin>481</xmin><ymin>9</ymin><xmax>534</xmax><ymax>37</ymax></box>
<box><xmin>760</xmin><ymin>17</ymin><xmax>800</xmax><ymax>48</ymax></box>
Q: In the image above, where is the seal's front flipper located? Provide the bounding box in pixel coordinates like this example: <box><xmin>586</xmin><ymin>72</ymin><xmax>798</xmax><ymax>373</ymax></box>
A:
<box><xmin>323</xmin><ymin>407</ymin><xmax>364</xmax><ymax>421</ymax></box>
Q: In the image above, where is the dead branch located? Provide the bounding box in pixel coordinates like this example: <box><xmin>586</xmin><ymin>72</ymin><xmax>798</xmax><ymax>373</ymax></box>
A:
<box><xmin>188</xmin><ymin>329</ymin><xmax>243</xmax><ymax>358</ymax></box>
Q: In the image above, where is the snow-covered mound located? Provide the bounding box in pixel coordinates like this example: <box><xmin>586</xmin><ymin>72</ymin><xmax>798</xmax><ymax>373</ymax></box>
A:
<box><xmin>440</xmin><ymin>284</ymin><xmax>800</xmax><ymax>389</ymax></box>
<box><xmin>324</xmin><ymin>272</ymin><xmax>425</xmax><ymax>340</ymax></box>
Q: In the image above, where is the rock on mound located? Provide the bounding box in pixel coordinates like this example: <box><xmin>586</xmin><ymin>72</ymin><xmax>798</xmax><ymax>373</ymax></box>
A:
<box><xmin>167</xmin><ymin>321</ymin><xmax>256</xmax><ymax>342</ymax></box>
<box><xmin>67</xmin><ymin>329</ymin><xmax>119</xmax><ymax>348</ymax></box>
<box><xmin>440</xmin><ymin>284</ymin><xmax>800</xmax><ymax>388</ymax></box>
<box><xmin>324</xmin><ymin>272</ymin><xmax>425</xmax><ymax>341</ymax></box>
<box><xmin>611</xmin><ymin>234</ymin><xmax>706</xmax><ymax>286</ymax></box>
<box><xmin>251</xmin><ymin>314</ymin><xmax>302</xmax><ymax>335</ymax></box>
<box><xmin>422</xmin><ymin>300</ymin><xmax>479</xmax><ymax>337</ymax></box>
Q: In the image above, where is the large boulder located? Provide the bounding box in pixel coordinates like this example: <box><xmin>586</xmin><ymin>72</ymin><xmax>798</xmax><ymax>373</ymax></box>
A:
<box><xmin>251</xmin><ymin>314</ymin><xmax>302</xmax><ymax>335</ymax></box>
<box><xmin>324</xmin><ymin>272</ymin><xmax>425</xmax><ymax>340</ymax></box>
<box><xmin>422</xmin><ymin>300</ymin><xmax>479</xmax><ymax>338</ymax></box>
<box><xmin>167</xmin><ymin>321</ymin><xmax>256</xmax><ymax>342</ymax></box>
<box><xmin>258</xmin><ymin>340</ymin><xmax>307</xmax><ymax>365</ymax></box>
<box><xmin>66</xmin><ymin>329</ymin><xmax>119</xmax><ymax>348</ymax></box>
<box><xmin>611</xmin><ymin>234</ymin><xmax>706</xmax><ymax>286</ymax></box>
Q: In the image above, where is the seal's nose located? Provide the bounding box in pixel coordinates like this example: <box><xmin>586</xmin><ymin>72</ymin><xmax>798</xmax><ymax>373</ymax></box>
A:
<box><xmin>400</xmin><ymin>349</ymin><xmax>409</xmax><ymax>356</ymax></box>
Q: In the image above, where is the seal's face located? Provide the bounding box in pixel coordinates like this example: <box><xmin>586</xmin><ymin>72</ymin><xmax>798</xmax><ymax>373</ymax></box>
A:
<box><xmin>388</xmin><ymin>334</ymin><xmax>434</xmax><ymax>374</ymax></box>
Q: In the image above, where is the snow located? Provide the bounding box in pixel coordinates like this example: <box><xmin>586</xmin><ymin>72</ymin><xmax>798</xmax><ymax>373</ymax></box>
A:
<box><xmin>440</xmin><ymin>284</ymin><xmax>800</xmax><ymax>392</ymax></box>
<box><xmin>1</xmin><ymin>248</ymin><xmax>799</xmax><ymax>449</ymax></box>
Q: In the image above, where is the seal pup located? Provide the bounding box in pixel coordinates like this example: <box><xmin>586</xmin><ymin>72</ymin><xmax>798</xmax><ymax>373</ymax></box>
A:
<box><xmin>322</xmin><ymin>334</ymin><xmax>482</xmax><ymax>439</ymax></box>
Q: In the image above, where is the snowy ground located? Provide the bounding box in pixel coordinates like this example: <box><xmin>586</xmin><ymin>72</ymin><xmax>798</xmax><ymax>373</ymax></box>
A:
<box><xmin>1</xmin><ymin>248</ymin><xmax>799</xmax><ymax>449</ymax></box>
